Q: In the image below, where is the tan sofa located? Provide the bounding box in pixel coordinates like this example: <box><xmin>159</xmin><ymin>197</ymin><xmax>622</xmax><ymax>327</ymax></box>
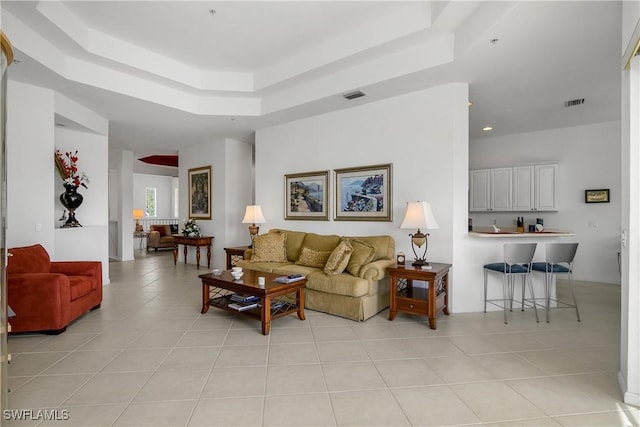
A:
<box><xmin>236</xmin><ymin>229</ymin><xmax>395</xmax><ymax>321</ymax></box>
<box><xmin>147</xmin><ymin>225</ymin><xmax>175</xmax><ymax>251</ymax></box>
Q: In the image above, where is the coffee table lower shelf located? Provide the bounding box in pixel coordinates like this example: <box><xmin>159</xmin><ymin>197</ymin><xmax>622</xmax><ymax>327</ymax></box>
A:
<box><xmin>207</xmin><ymin>294</ymin><xmax>298</xmax><ymax>321</ymax></box>
<box><xmin>199</xmin><ymin>270</ymin><xmax>306</xmax><ymax>335</ymax></box>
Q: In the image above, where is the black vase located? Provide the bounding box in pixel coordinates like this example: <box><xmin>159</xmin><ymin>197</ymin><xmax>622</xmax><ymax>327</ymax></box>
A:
<box><xmin>60</xmin><ymin>184</ymin><xmax>83</xmax><ymax>227</ymax></box>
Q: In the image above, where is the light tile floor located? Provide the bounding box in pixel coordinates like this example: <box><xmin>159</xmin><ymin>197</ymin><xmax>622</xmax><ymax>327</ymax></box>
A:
<box><xmin>6</xmin><ymin>251</ymin><xmax>639</xmax><ymax>426</ymax></box>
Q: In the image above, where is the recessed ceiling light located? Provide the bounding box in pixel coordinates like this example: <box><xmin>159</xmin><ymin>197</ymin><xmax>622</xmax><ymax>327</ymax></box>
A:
<box><xmin>490</xmin><ymin>38</ymin><xmax>499</xmax><ymax>45</ymax></box>
<box><xmin>468</xmin><ymin>101</ymin><xmax>473</xmax><ymax>107</ymax></box>
<box><xmin>482</xmin><ymin>126</ymin><xmax>493</xmax><ymax>131</ymax></box>
<box><xmin>209</xmin><ymin>9</ymin><xmax>216</xmax><ymax>16</ymax></box>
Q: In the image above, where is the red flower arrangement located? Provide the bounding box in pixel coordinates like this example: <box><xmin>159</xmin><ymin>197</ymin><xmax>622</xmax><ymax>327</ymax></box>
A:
<box><xmin>54</xmin><ymin>150</ymin><xmax>89</xmax><ymax>188</ymax></box>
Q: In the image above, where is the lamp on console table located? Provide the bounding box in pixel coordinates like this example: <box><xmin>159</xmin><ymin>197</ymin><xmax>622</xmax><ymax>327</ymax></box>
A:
<box><xmin>400</xmin><ymin>201</ymin><xmax>439</xmax><ymax>267</ymax></box>
<box><xmin>242</xmin><ymin>205</ymin><xmax>266</xmax><ymax>247</ymax></box>
<box><xmin>133</xmin><ymin>209</ymin><xmax>144</xmax><ymax>232</ymax></box>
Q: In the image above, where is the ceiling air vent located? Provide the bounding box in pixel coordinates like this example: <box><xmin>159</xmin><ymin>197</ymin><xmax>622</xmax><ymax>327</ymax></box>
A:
<box><xmin>343</xmin><ymin>90</ymin><xmax>366</xmax><ymax>100</ymax></box>
<box><xmin>564</xmin><ymin>98</ymin><xmax>585</xmax><ymax>107</ymax></box>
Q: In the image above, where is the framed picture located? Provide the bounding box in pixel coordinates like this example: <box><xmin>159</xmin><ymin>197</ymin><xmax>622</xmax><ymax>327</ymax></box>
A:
<box><xmin>334</xmin><ymin>163</ymin><xmax>392</xmax><ymax>221</ymax></box>
<box><xmin>585</xmin><ymin>188</ymin><xmax>610</xmax><ymax>203</ymax></box>
<box><xmin>188</xmin><ymin>166</ymin><xmax>212</xmax><ymax>219</ymax></box>
<box><xmin>285</xmin><ymin>170</ymin><xmax>329</xmax><ymax>220</ymax></box>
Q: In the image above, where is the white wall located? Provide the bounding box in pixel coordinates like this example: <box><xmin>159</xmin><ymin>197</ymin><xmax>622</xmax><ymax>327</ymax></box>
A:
<box><xmin>469</xmin><ymin>121</ymin><xmax>622</xmax><ymax>284</ymax></box>
<box><xmin>54</xmin><ymin>128</ymin><xmax>108</xmax><ymax>228</ymax></box>
<box><xmin>225</xmin><ymin>139</ymin><xmax>254</xmax><ymax>248</ymax></box>
<box><xmin>54</xmin><ymin>127</ymin><xmax>109</xmax><ymax>283</ymax></box>
<box><xmin>6</xmin><ymin>81</ymin><xmax>110</xmax><ymax>284</ymax></box>
<box><xmin>179</xmin><ymin>138</ymin><xmax>253</xmax><ymax>269</ymax></box>
<box><xmin>255</xmin><ymin>83</ymin><xmax>469</xmax><ymax>299</ymax></box>
<box><xmin>133</xmin><ymin>173</ymin><xmax>176</xmax><ymax>219</ymax></box>
<box><xmin>6</xmin><ymin>81</ymin><xmax>55</xmax><ymax>252</ymax></box>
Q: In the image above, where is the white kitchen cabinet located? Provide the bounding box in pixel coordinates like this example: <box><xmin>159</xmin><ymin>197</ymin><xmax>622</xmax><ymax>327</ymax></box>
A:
<box><xmin>513</xmin><ymin>166</ymin><xmax>535</xmax><ymax>211</ymax></box>
<box><xmin>469</xmin><ymin>168</ymin><xmax>512</xmax><ymax>211</ymax></box>
<box><xmin>491</xmin><ymin>168</ymin><xmax>512</xmax><ymax>211</ymax></box>
<box><xmin>535</xmin><ymin>164</ymin><xmax>557</xmax><ymax>211</ymax></box>
<box><xmin>470</xmin><ymin>164</ymin><xmax>557</xmax><ymax>212</ymax></box>
<box><xmin>469</xmin><ymin>169</ymin><xmax>490</xmax><ymax>211</ymax></box>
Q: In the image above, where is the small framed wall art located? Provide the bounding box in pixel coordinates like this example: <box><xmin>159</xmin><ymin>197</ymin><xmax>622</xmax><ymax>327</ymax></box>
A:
<box><xmin>334</xmin><ymin>163</ymin><xmax>392</xmax><ymax>221</ymax></box>
<box><xmin>585</xmin><ymin>188</ymin><xmax>610</xmax><ymax>203</ymax></box>
<box><xmin>188</xmin><ymin>166</ymin><xmax>212</xmax><ymax>219</ymax></box>
<box><xmin>285</xmin><ymin>170</ymin><xmax>329</xmax><ymax>220</ymax></box>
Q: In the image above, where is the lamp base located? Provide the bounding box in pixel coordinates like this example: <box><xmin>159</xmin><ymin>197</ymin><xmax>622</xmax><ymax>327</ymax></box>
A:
<box><xmin>248</xmin><ymin>224</ymin><xmax>260</xmax><ymax>248</ymax></box>
<box><xmin>411</xmin><ymin>258</ymin><xmax>429</xmax><ymax>267</ymax></box>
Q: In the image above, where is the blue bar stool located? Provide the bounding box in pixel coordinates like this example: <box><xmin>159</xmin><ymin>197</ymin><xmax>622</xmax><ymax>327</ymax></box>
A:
<box><xmin>531</xmin><ymin>243</ymin><xmax>580</xmax><ymax>323</ymax></box>
<box><xmin>484</xmin><ymin>243</ymin><xmax>538</xmax><ymax>324</ymax></box>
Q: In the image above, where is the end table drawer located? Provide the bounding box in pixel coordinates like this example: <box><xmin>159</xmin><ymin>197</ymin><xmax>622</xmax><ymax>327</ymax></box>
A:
<box><xmin>396</xmin><ymin>297</ymin><xmax>428</xmax><ymax>315</ymax></box>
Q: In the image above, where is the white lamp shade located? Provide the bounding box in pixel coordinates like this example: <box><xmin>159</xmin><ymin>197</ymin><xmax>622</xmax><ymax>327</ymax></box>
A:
<box><xmin>399</xmin><ymin>201</ymin><xmax>439</xmax><ymax>230</ymax></box>
<box><xmin>242</xmin><ymin>205</ymin><xmax>266</xmax><ymax>224</ymax></box>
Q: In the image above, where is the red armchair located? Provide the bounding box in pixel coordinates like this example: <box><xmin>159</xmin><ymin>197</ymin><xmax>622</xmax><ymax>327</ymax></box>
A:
<box><xmin>7</xmin><ymin>244</ymin><xmax>102</xmax><ymax>334</ymax></box>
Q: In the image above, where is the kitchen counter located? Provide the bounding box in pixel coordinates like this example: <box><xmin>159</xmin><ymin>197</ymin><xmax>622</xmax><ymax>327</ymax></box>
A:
<box><xmin>469</xmin><ymin>228</ymin><xmax>575</xmax><ymax>238</ymax></box>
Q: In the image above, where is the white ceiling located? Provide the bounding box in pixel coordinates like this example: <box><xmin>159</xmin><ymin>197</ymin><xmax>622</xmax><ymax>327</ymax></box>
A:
<box><xmin>1</xmin><ymin>1</ymin><xmax>622</xmax><ymax>177</ymax></box>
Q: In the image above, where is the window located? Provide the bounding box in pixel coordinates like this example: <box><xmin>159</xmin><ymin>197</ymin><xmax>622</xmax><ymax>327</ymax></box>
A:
<box><xmin>174</xmin><ymin>187</ymin><xmax>179</xmax><ymax>218</ymax></box>
<box><xmin>145</xmin><ymin>187</ymin><xmax>157</xmax><ymax>217</ymax></box>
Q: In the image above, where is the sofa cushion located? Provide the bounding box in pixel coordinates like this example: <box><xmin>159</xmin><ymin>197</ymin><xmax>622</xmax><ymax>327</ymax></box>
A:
<box><xmin>273</xmin><ymin>265</ymin><xmax>321</xmax><ymax>277</ymax></box>
<box><xmin>295</xmin><ymin>247</ymin><xmax>331</xmax><ymax>268</ymax></box>
<box><xmin>346</xmin><ymin>239</ymin><xmax>376</xmax><ymax>277</ymax></box>
<box><xmin>69</xmin><ymin>276</ymin><xmax>96</xmax><ymax>301</ymax></box>
<box><xmin>301</xmin><ymin>233</ymin><xmax>341</xmax><ymax>253</ymax></box>
<box><xmin>270</xmin><ymin>229</ymin><xmax>307</xmax><ymax>262</ymax></box>
<box><xmin>251</xmin><ymin>232</ymin><xmax>288</xmax><ymax>263</ymax></box>
<box><xmin>352</xmin><ymin>235</ymin><xmax>394</xmax><ymax>261</ymax></box>
<box><xmin>159</xmin><ymin>236</ymin><xmax>174</xmax><ymax>244</ymax></box>
<box><xmin>7</xmin><ymin>244</ymin><xmax>51</xmax><ymax>274</ymax></box>
<box><xmin>236</xmin><ymin>260</ymin><xmax>292</xmax><ymax>273</ymax></box>
<box><xmin>305</xmin><ymin>271</ymin><xmax>369</xmax><ymax>297</ymax></box>
<box><xmin>323</xmin><ymin>240</ymin><xmax>353</xmax><ymax>276</ymax></box>
<box><xmin>151</xmin><ymin>225</ymin><xmax>170</xmax><ymax>237</ymax></box>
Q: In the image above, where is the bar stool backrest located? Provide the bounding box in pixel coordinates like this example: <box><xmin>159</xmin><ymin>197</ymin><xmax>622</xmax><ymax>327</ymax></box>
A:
<box><xmin>504</xmin><ymin>243</ymin><xmax>537</xmax><ymax>265</ymax></box>
<box><xmin>546</xmin><ymin>243</ymin><xmax>578</xmax><ymax>266</ymax></box>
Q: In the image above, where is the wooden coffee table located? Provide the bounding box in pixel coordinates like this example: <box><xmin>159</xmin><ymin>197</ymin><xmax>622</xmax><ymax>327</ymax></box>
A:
<box><xmin>198</xmin><ymin>269</ymin><xmax>306</xmax><ymax>335</ymax></box>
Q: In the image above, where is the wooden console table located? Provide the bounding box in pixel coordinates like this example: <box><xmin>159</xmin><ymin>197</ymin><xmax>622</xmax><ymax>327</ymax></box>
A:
<box><xmin>173</xmin><ymin>235</ymin><xmax>213</xmax><ymax>270</ymax></box>
<box><xmin>224</xmin><ymin>246</ymin><xmax>249</xmax><ymax>269</ymax></box>
<box><xmin>387</xmin><ymin>263</ymin><xmax>451</xmax><ymax>329</ymax></box>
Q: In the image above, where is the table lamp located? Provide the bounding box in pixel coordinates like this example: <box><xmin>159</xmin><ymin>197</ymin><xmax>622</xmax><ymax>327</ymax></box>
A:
<box><xmin>399</xmin><ymin>201</ymin><xmax>439</xmax><ymax>267</ymax></box>
<box><xmin>133</xmin><ymin>209</ymin><xmax>144</xmax><ymax>232</ymax></box>
<box><xmin>242</xmin><ymin>205</ymin><xmax>266</xmax><ymax>246</ymax></box>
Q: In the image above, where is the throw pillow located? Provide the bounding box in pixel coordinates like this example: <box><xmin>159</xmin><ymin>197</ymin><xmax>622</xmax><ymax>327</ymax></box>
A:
<box><xmin>346</xmin><ymin>239</ymin><xmax>376</xmax><ymax>277</ymax></box>
<box><xmin>295</xmin><ymin>247</ymin><xmax>332</xmax><ymax>268</ymax></box>
<box><xmin>323</xmin><ymin>240</ymin><xmax>353</xmax><ymax>276</ymax></box>
<box><xmin>251</xmin><ymin>232</ymin><xmax>288</xmax><ymax>263</ymax></box>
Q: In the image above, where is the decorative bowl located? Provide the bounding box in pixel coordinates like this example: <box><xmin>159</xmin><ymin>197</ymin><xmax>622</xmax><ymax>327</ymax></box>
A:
<box><xmin>231</xmin><ymin>271</ymin><xmax>244</xmax><ymax>280</ymax></box>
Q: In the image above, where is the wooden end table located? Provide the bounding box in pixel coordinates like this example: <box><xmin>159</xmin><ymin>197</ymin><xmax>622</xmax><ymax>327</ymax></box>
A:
<box><xmin>173</xmin><ymin>235</ymin><xmax>213</xmax><ymax>269</ymax></box>
<box><xmin>199</xmin><ymin>269</ymin><xmax>306</xmax><ymax>335</ymax></box>
<box><xmin>387</xmin><ymin>263</ymin><xmax>452</xmax><ymax>329</ymax></box>
<box><xmin>224</xmin><ymin>246</ymin><xmax>250</xmax><ymax>269</ymax></box>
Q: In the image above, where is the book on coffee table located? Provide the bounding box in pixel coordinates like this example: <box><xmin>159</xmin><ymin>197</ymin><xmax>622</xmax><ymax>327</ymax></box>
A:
<box><xmin>230</xmin><ymin>294</ymin><xmax>260</xmax><ymax>303</ymax></box>
<box><xmin>228</xmin><ymin>301</ymin><xmax>259</xmax><ymax>311</ymax></box>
